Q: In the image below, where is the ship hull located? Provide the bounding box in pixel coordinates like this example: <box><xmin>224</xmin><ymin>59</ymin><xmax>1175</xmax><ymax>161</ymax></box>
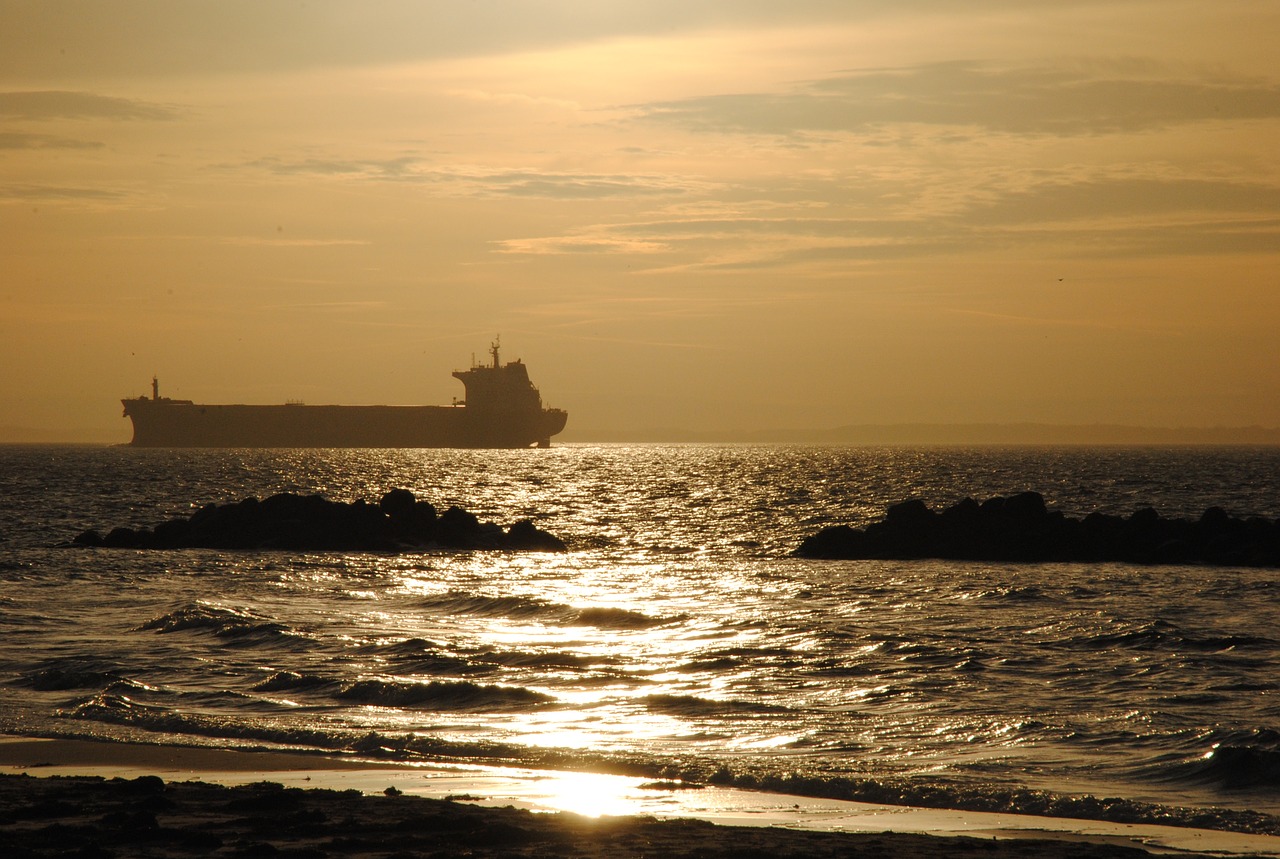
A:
<box><xmin>122</xmin><ymin>401</ymin><xmax>568</xmax><ymax>449</ymax></box>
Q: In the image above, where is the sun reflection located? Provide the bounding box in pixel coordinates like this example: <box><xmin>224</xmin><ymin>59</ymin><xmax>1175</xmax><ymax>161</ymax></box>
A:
<box><xmin>724</xmin><ymin>733</ymin><xmax>803</xmax><ymax>750</ymax></box>
<box><xmin>529</xmin><ymin>771</ymin><xmax>641</xmax><ymax>818</ymax></box>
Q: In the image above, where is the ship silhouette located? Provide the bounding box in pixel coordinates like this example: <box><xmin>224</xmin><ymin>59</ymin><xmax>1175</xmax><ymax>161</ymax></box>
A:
<box><xmin>122</xmin><ymin>341</ymin><xmax>567</xmax><ymax>448</ymax></box>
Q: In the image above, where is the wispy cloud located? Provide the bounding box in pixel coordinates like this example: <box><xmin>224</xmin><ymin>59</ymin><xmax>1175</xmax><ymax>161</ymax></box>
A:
<box><xmin>483</xmin><ymin>172</ymin><xmax>687</xmax><ymax>199</ymax></box>
<box><xmin>492</xmin><ymin>170</ymin><xmax>1280</xmax><ymax>270</ymax></box>
<box><xmin>495</xmin><ymin>236</ymin><xmax>669</xmax><ymax>255</ymax></box>
<box><xmin>249</xmin><ymin>156</ymin><xmax>700</xmax><ymax>199</ymax></box>
<box><xmin>966</xmin><ymin>177</ymin><xmax>1280</xmax><ymax>223</ymax></box>
<box><xmin>629</xmin><ymin>62</ymin><xmax>1280</xmax><ymax>137</ymax></box>
<box><xmin>263</xmin><ymin>300</ymin><xmax>388</xmax><ymax>311</ymax></box>
<box><xmin>219</xmin><ymin>237</ymin><xmax>373</xmax><ymax>248</ymax></box>
<box><xmin>937</xmin><ymin>307</ymin><xmax>1165</xmax><ymax>333</ymax></box>
<box><xmin>0</xmin><ymin>132</ymin><xmax>103</xmax><ymax>150</ymax></box>
<box><xmin>0</xmin><ymin>2</ymin><xmax>1083</xmax><ymax>80</ymax></box>
<box><xmin>0</xmin><ymin>91</ymin><xmax>177</xmax><ymax>121</ymax></box>
<box><xmin>250</xmin><ymin>155</ymin><xmax>423</xmax><ymax>179</ymax></box>
<box><xmin>0</xmin><ymin>184</ymin><xmax>126</xmax><ymax>201</ymax></box>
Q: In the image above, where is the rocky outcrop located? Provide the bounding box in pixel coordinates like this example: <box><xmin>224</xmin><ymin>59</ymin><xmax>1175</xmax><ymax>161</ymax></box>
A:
<box><xmin>72</xmin><ymin>489</ymin><xmax>566</xmax><ymax>552</ymax></box>
<box><xmin>795</xmin><ymin>491</ymin><xmax>1280</xmax><ymax>566</ymax></box>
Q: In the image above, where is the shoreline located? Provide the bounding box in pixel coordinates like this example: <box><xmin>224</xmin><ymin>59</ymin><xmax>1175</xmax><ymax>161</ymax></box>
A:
<box><xmin>3</xmin><ymin>736</ymin><xmax>1278</xmax><ymax>857</ymax></box>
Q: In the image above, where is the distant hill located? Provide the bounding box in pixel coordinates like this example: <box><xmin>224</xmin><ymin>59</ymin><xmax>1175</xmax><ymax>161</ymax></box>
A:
<box><xmin>561</xmin><ymin>423</ymin><xmax>1280</xmax><ymax>445</ymax></box>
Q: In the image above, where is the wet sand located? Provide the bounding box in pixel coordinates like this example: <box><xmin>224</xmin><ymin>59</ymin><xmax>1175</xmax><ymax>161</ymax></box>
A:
<box><xmin>3</xmin><ymin>737</ymin><xmax>1275</xmax><ymax>858</ymax></box>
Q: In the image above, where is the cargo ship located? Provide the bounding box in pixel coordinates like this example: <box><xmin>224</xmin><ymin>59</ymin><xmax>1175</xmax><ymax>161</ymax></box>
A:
<box><xmin>122</xmin><ymin>342</ymin><xmax>567</xmax><ymax>448</ymax></box>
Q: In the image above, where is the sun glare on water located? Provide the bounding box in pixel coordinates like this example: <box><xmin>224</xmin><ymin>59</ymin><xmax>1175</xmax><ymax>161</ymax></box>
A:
<box><xmin>528</xmin><ymin>770</ymin><xmax>644</xmax><ymax>818</ymax></box>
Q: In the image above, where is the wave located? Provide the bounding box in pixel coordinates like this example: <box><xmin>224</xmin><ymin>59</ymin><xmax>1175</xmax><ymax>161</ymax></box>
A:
<box><xmin>696</xmin><ymin>645</ymin><xmax>796</xmax><ymax>661</ymax></box>
<box><xmin>1180</xmin><ymin>744</ymin><xmax>1280</xmax><ymax>790</ymax></box>
<box><xmin>640</xmin><ymin>693</ymin><xmax>793</xmax><ymax>718</ymax></box>
<box><xmin>335</xmin><ymin>679</ymin><xmax>554</xmax><ymax>711</ymax></box>
<box><xmin>1054</xmin><ymin>620</ymin><xmax>1278</xmax><ymax>653</ymax></box>
<box><xmin>361</xmin><ymin>638</ymin><xmax>600</xmax><ymax>676</ymax></box>
<box><xmin>252</xmin><ymin>671</ymin><xmax>338</xmax><ymax>693</ymax></box>
<box><xmin>14</xmin><ymin>657</ymin><xmax>130</xmax><ymax>691</ymax></box>
<box><xmin>357</xmin><ymin>638</ymin><xmax>621</xmax><ymax>678</ymax></box>
<box><xmin>697</xmin><ymin>766</ymin><xmax>1280</xmax><ymax>835</ymax></box>
<box><xmin>477</xmin><ymin>650</ymin><xmax>613</xmax><ymax>670</ymax></box>
<box><xmin>357</xmin><ymin>638</ymin><xmax>496</xmax><ymax>675</ymax></box>
<box><xmin>62</xmin><ymin>693</ymin><xmax>369</xmax><ymax>750</ymax></box>
<box><xmin>974</xmin><ymin>585</ymin><xmax>1050</xmax><ymax>602</ymax></box>
<box><xmin>360</xmin><ymin>637</ymin><xmax>442</xmax><ymax>656</ymax></box>
<box><xmin>54</xmin><ymin>691</ymin><xmax>1280</xmax><ymax>836</ymax></box>
<box><xmin>573</xmin><ymin>606</ymin><xmax>667</xmax><ymax>629</ymax></box>
<box><xmin>417</xmin><ymin>592</ymin><xmax>554</xmax><ymax>620</ymax></box>
<box><xmin>1149</xmin><ymin>728</ymin><xmax>1280</xmax><ymax>791</ymax></box>
<box><xmin>136</xmin><ymin>602</ymin><xmax>309</xmax><ymax>647</ymax></box>
<box><xmin>416</xmin><ymin>590</ymin><xmax>673</xmax><ymax>629</ymax></box>
<box><xmin>393</xmin><ymin>655</ymin><xmax>497</xmax><ymax>677</ymax></box>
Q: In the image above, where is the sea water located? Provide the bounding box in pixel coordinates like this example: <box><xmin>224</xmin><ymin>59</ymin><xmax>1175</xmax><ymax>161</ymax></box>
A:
<box><xmin>2</xmin><ymin>444</ymin><xmax>1279</xmax><ymax>832</ymax></box>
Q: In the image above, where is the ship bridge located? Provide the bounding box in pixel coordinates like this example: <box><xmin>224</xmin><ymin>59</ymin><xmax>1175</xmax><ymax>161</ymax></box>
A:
<box><xmin>452</xmin><ymin>341</ymin><xmax>544</xmax><ymax>413</ymax></box>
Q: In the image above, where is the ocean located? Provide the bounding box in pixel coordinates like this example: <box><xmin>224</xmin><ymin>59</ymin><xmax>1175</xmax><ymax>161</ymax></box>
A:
<box><xmin>3</xmin><ymin>444</ymin><xmax>1280</xmax><ymax>832</ymax></box>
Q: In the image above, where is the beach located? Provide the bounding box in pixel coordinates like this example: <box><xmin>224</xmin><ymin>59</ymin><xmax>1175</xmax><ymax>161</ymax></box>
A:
<box><xmin>5</xmin><ymin>737</ymin><xmax>1279</xmax><ymax>858</ymax></box>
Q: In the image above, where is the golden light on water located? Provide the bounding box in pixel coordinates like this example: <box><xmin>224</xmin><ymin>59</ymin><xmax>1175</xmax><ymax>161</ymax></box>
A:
<box><xmin>398</xmin><ymin>763</ymin><xmax>691</xmax><ymax>820</ymax></box>
<box><xmin>527</xmin><ymin>771</ymin><xmax>646</xmax><ymax>818</ymax></box>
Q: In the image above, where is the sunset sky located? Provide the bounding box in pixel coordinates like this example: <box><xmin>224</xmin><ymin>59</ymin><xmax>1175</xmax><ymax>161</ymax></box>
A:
<box><xmin>3</xmin><ymin>1</ymin><xmax>1279</xmax><ymax>441</ymax></box>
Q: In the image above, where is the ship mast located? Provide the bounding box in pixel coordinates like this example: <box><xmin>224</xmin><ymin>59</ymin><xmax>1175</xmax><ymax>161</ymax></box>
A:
<box><xmin>490</xmin><ymin>336</ymin><xmax>501</xmax><ymax>369</ymax></box>
<box><xmin>152</xmin><ymin>376</ymin><xmax>159</xmax><ymax>400</ymax></box>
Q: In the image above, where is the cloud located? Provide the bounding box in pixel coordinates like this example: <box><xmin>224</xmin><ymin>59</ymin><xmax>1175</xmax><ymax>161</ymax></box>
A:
<box><xmin>495</xmin><ymin>236</ymin><xmax>670</xmax><ymax>255</ymax></box>
<box><xmin>966</xmin><ymin>177</ymin><xmax>1280</xmax><ymax>223</ymax></box>
<box><xmin>0</xmin><ymin>132</ymin><xmax>103</xmax><ymax>150</ymax></box>
<box><xmin>0</xmin><ymin>1</ymin><xmax>1075</xmax><ymax>81</ymax></box>
<box><xmin>491</xmin><ymin>171</ymin><xmax>1280</xmax><ymax>270</ymax></box>
<box><xmin>250</xmin><ymin>155</ymin><xmax>423</xmax><ymax>180</ymax></box>
<box><xmin>248</xmin><ymin>156</ymin><xmax>698</xmax><ymax>199</ymax></box>
<box><xmin>0</xmin><ymin>184</ymin><xmax>126</xmax><ymax>201</ymax></box>
<box><xmin>629</xmin><ymin>62</ymin><xmax>1280</xmax><ymax>137</ymax></box>
<box><xmin>482</xmin><ymin>172</ymin><xmax>691</xmax><ymax>199</ymax></box>
<box><xmin>264</xmin><ymin>300</ymin><xmax>389</xmax><ymax>312</ymax></box>
<box><xmin>218</xmin><ymin>237</ymin><xmax>373</xmax><ymax>248</ymax></box>
<box><xmin>0</xmin><ymin>91</ymin><xmax>176</xmax><ymax>121</ymax></box>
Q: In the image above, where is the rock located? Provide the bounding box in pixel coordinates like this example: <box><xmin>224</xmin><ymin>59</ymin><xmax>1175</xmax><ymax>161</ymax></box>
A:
<box><xmin>103</xmin><ymin>526</ymin><xmax>145</xmax><ymax>548</ymax></box>
<box><xmin>884</xmin><ymin>498</ymin><xmax>934</xmax><ymax>526</ymax></box>
<box><xmin>1003</xmin><ymin>491</ymin><xmax>1047</xmax><ymax>521</ymax></box>
<box><xmin>379</xmin><ymin>488</ymin><xmax>417</xmax><ymax>521</ymax></box>
<box><xmin>73</xmin><ymin>529</ymin><xmax>104</xmax><ymax>547</ymax></box>
<box><xmin>505</xmin><ymin>519</ymin><xmax>567</xmax><ymax>552</ymax></box>
<box><xmin>72</xmin><ymin>490</ymin><xmax>565</xmax><ymax>554</ymax></box>
<box><xmin>795</xmin><ymin>495</ymin><xmax>1280</xmax><ymax>567</ymax></box>
<box><xmin>794</xmin><ymin>525</ymin><xmax>864</xmax><ymax>560</ymax></box>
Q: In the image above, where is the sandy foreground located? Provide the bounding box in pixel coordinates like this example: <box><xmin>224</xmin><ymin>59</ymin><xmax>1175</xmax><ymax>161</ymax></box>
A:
<box><xmin>3</xmin><ymin>737</ymin><xmax>1278</xmax><ymax>858</ymax></box>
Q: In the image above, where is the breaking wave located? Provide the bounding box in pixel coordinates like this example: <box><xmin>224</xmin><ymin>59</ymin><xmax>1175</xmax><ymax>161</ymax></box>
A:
<box><xmin>50</xmin><ymin>696</ymin><xmax>1280</xmax><ymax>837</ymax></box>
<box><xmin>334</xmin><ymin>679</ymin><xmax>555</xmax><ymax>711</ymax></box>
<box><xmin>416</xmin><ymin>590</ymin><xmax>673</xmax><ymax>629</ymax></box>
<box><xmin>1149</xmin><ymin>729</ymin><xmax>1280</xmax><ymax>791</ymax></box>
<box><xmin>137</xmin><ymin>602</ymin><xmax>307</xmax><ymax>646</ymax></box>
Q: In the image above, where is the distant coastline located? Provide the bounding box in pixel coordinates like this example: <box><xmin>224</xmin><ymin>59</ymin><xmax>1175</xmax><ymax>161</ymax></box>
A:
<box><xmin>6</xmin><ymin>422</ymin><xmax>1280</xmax><ymax>446</ymax></box>
<box><xmin>561</xmin><ymin>422</ymin><xmax>1280</xmax><ymax>446</ymax></box>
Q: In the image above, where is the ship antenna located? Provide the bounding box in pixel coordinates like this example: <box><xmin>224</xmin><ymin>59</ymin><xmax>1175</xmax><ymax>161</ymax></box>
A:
<box><xmin>490</xmin><ymin>335</ymin><xmax>501</xmax><ymax>369</ymax></box>
<box><xmin>152</xmin><ymin>376</ymin><xmax>159</xmax><ymax>400</ymax></box>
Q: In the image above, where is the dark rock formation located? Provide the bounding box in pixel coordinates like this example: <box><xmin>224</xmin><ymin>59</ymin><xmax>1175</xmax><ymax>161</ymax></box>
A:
<box><xmin>72</xmin><ymin>489</ymin><xmax>566</xmax><ymax>552</ymax></box>
<box><xmin>795</xmin><ymin>491</ymin><xmax>1280</xmax><ymax>566</ymax></box>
